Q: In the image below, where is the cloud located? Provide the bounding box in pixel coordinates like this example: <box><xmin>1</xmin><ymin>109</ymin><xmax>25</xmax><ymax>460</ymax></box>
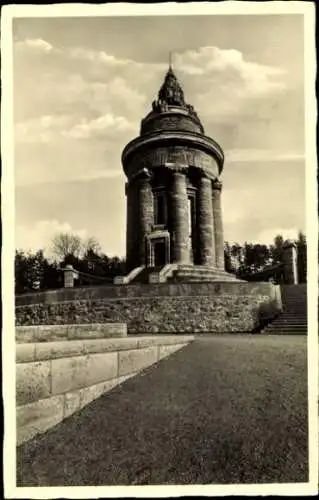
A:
<box><xmin>176</xmin><ymin>46</ymin><xmax>285</xmax><ymax>93</ymax></box>
<box><xmin>65</xmin><ymin>113</ymin><xmax>135</xmax><ymax>139</ymax></box>
<box><xmin>15</xmin><ymin>112</ymin><xmax>136</xmax><ymax>143</ymax></box>
<box><xmin>15</xmin><ymin>220</ymin><xmax>88</xmax><ymax>257</ymax></box>
<box><xmin>13</xmin><ymin>38</ymin><xmax>300</xmax><ymax>188</ymax></box>
<box><xmin>226</xmin><ymin>149</ymin><xmax>304</xmax><ymax>163</ymax></box>
<box><xmin>15</xmin><ymin>38</ymin><xmax>53</xmax><ymax>53</ymax></box>
<box><xmin>173</xmin><ymin>46</ymin><xmax>288</xmax><ymax>124</ymax></box>
<box><xmin>15</xmin><ymin>114</ymin><xmax>74</xmax><ymax>143</ymax></box>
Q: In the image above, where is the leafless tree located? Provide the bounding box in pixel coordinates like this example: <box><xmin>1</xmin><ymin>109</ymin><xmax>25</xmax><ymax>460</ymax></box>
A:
<box><xmin>51</xmin><ymin>232</ymin><xmax>83</xmax><ymax>261</ymax></box>
<box><xmin>83</xmin><ymin>236</ymin><xmax>102</xmax><ymax>257</ymax></box>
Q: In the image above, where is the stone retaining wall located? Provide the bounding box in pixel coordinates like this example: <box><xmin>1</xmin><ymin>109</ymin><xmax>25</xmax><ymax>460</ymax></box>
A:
<box><xmin>16</xmin><ymin>333</ymin><xmax>194</xmax><ymax>445</ymax></box>
<box><xmin>15</xmin><ymin>282</ymin><xmax>281</xmax><ymax>333</ymax></box>
<box><xmin>15</xmin><ymin>281</ymin><xmax>280</xmax><ymax>306</ymax></box>
<box><xmin>16</xmin><ymin>294</ymin><xmax>281</xmax><ymax>333</ymax></box>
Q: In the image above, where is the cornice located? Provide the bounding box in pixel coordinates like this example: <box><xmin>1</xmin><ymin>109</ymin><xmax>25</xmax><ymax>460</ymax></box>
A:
<box><xmin>122</xmin><ymin>130</ymin><xmax>224</xmax><ymax>173</ymax></box>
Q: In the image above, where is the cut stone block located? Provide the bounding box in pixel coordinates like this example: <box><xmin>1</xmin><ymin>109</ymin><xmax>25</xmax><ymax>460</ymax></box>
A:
<box><xmin>118</xmin><ymin>347</ymin><xmax>158</xmax><ymax>377</ymax></box>
<box><xmin>16</xmin><ymin>361</ymin><xmax>51</xmax><ymax>406</ymax></box>
<box><xmin>35</xmin><ymin>340</ymin><xmax>84</xmax><ymax>361</ymax></box>
<box><xmin>79</xmin><ymin>378</ymin><xmax>121</xmax><ymax>409</ymax></box>
<box><xmin>82</xmin><ymin>337</ymin><xmax>139</xmax><ymax>355</ymax></box>
<box><xmin>63</xmin><ymin>390</ymin><xmax>81</xmax><ymax>418</ymax></box>
<box><xmin>17</xmin><ymin>394</ymin><xmax>64</xmax><ymax>445</ymax></box>
<box><xmin>16</xmin><ymin>343</ymin><xmax>35</xmax><ymax>363</ymax></box>
<box><xmin>158</xmin><ymin>343</ymin><xmax>187</xmax><ymax>360</ymax></box>
<box><xmin>51</xmin><ymin>352</ymin><xmax>118</xmax><ymax>395</ymax></box>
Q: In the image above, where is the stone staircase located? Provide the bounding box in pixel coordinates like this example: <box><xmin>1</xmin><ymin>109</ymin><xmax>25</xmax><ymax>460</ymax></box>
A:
<box><xmin>130</xmin><ymin>266</ymin><xmax>162</xmax><ymax>284</ymax></box>
<box><xmin>126</xmin><ymin>264</ymin><xmax>243</xmax><ymax>284</ymax></box>
<box><xmin>167</xmin><ymin>264</ymin><xmax>243</xmax><ymax>283</ymax></box>
<box><xmin>262</xmin><ymin>284</ymin><xmax>307</xmax><ymax>335</ymax></box>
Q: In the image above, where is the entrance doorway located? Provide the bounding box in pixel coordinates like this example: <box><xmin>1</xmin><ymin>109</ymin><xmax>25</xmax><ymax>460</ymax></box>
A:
<box><xmin>146</xmin><ymin>231</ymin><xmax>170</xmax><ymax>268</ymax></box>
<box><xmin>154</xmin><ymin>240</ymin><xmax>166</xmax><ymax>267</ymax></box>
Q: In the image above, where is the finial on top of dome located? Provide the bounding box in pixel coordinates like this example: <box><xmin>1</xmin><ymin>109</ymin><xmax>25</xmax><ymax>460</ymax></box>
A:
<box><xmin>157</xmin><ymin>56</ymin><xmax>185</xmax><ymax>107</ymax></box>
<box><xmin>169</xmin><ymin>51</ymin><xmax>173</xmax><ymax>70</ymax></box>
<box><xmin>149</xmin><ymin>53</ymin><xmax>201</xmax><ymax>126</ymax></box>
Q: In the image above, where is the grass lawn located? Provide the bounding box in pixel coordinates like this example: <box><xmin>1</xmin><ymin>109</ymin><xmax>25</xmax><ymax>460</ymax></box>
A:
<box><xmin>16</xmin><ymin>335</ymin><xmax>308</xmax><ymax>486</ymax></box>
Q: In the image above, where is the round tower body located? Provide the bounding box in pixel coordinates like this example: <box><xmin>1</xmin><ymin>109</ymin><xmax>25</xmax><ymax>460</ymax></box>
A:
<box><xmin>122</xmin><ymin>66</ymin><xmax>225</xmax><ymax>273</ymax></box>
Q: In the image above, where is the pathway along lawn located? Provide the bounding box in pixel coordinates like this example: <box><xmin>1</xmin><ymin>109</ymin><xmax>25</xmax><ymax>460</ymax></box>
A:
<box><xmin>17</xmin><ymin>335</ymin><xmax>308</xmax><ymax>486</ymax></box>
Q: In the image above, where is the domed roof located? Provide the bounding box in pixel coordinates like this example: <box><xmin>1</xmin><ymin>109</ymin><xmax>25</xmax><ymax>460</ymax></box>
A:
<box><xmin>140</xmin><ymin>64</ymin><xmax>204</xmax><ymax>135</ymax></box>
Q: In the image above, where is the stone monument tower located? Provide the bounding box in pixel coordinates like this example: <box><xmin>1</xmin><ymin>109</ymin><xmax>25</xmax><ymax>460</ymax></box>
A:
<box><xmin>120</xmin><ymin>63</ymin><xmax>238</xmax><ymax>283</ymax></box>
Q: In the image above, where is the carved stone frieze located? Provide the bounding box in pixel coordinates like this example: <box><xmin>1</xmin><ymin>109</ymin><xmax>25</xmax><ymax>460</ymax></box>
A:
<box><xmin>126</xmin><ymin>145</ymin><xmax>219</xmax><ymax>181</ymax></box>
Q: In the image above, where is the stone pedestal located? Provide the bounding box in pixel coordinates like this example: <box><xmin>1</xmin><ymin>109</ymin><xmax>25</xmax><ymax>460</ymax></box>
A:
<box><xmin>212</xmin><ymin>180</ymin><xmax>225</xmax><ymax>270</ymax></box>
<box><xmin>62</xmin><ymin>265</ymin><xmax>79</xmax><ymax>288</ymax></box>
<box><xmin>171</xmin><ymin>170</ymin><xmax>190</xmax><ymax>263</ymax></box>
<box><xmin>137</xmin><ymin>176</ymin><xmax>153</xmax><ymax>266</ymax></box>
<box><xmin>198</xmin><ymin>175</ymin><xmax>214</xmax><ymax>265</ymax></box>
<box><xmin>283</xmin><ymin>242</ymin><xmax>298</xmax><ymax>284</ymax></box>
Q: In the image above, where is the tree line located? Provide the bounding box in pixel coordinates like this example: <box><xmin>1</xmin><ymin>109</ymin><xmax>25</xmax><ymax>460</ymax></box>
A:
<box><xmin>15</xmin><ymin>231</ymin><xmax>307</xmax><ymax>294</ymax></box>
<box><xmin>15</xmin><ymin>233</ymin><xmax>126</xmax><ymax>294</ymax></box>
<box><xmin>224</xmin><ymin>232</ymin><xmax>307</xmax><ymax>283</ymax></box>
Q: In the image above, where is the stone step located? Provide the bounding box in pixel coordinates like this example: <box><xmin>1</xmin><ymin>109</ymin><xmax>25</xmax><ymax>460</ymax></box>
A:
<box><xmin>263</xmin><ymin>331</ymin><xmax>307</xmax><ymax>335</ymax></box>
<box><xmin>265</xmin><ymin>325</ymin><xmax>307</xmax><ymax>328</ymax></box>
<box><xmin>174</xmin><ymin>265</ymin><xmax>235</xmax><ymax>275</ymax></box>
<box><xmin>273</xmin><ymin>322</ymin><xmax>308</xmax><ymax>325</ymax></box>
<box><xmin>282</xmin><ymin>299</ymin><xmax>307</xmax><ymax>303</ymax></box>
<box><xmin>282</xmin><ymin>298</ymin><xmax>307</xmax><ymax>303</ymax></box>
<box><xmin>269</xmin><ymin>318</ymin><xmax>307</xmax><ymax>323</ymax></box>
<box><xmin>273</xmin><ymin>320</ymin><xmax>307</xmax><ymax>324</ymax></box>
<box><xmin>266</xmin><ymin>319</ymin><xmax>307</xmax><ymax>325</ymax></box>
<box><xmin>281</xmin><ymin>312</ymin><xmax>307</xmax><ymax>319</ymax></box>
<box><xmin>280</xmin><ymin>312</ymin><xmax>307</xmax><ymax>319</ymax></box>
<box><xmin>171</xmin><ymin>266</ymin><xmax>240</xmax><ymax>283</ymax></box>
<box><xmin>267</xmin><ymin>328</ymin><xmax>307</xmax><ymax>332</ymax></box>
<box><xmin>284</xmin><ymin>305</ymin><xmax>307</xmax><ymax>308</ymax></box>
<box><xmin>171</xmin><ymin>275</ymin><xmax>239</xmax><ymax>283</ymax></box>
<box><xmin>264</xmin><ymin>329</ymin><xmax>307</xmax><ymax>333</ymax></box>
<box><xmin>269</xmin><ymin>325</ymin><xmax>308</xmax><ymax>332</ymax></box>
<box><xmin>283</xmin><ymin>311</ymin><xmax>307</xmax><ymax>314</ymax></box>
<box><xmin>174</xmin><ymin>271</ymin><xmax>237</xmax><ymax>278</ymax></box>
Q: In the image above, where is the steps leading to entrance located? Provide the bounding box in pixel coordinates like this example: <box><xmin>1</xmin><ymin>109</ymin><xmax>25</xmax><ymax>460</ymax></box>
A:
<box><xmin>167</xmin><ymin>265</ymin><xmax>243</xmax><ymax>283</ymax></box>
<box><xmin>262</xmin><ymin>284</ymin><xmax>307</xmax><ymax>335</ymax></box>
<box><xmin>126</xmin><ymin>266</ymin><xmax>164</xmax><ymax>284</ymax></box>
<box><xmin>120</xmin><ymin>264</ymin><xmax>244</xmax><ymax>284</ymax></box>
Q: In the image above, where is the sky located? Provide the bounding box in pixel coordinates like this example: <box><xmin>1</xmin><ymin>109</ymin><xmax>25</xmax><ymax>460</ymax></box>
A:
<box><xmin>13</xmin><ymin>13</ymin><xmax>306</xmax><ymax>258</ymax></box>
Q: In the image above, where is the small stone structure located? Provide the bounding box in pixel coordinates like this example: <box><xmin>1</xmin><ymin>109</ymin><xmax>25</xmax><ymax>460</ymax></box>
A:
<box><xmin>120</xmin><ymin>64</ymin><xmax>231</xmax><ymax>282</ymax></box>
<box><xmin>282</xmin><ymin>241</ymin><xmax>299</xmax><ymax>285</ymax></box>
<box><xmin>61</xmin><ymin>264</ymin><xmax>79</xmax><ymax>288</ymax></box>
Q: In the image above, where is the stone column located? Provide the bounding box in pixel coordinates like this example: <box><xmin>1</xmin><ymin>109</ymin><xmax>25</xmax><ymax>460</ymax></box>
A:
<box><xmin>283</xmin><ymin>241</ymin><xmax>298</xmax><ymax>284</ymax></box>
<box><xmin>137</xmin><ymin>175</ymin><xmax>153</xmax><ymax>266</ymax></box>
<box><xmin>212</xmin><ymin>180</ymin><xmax>225</xmax><ymax>269</ymax></box>
<box><xmin>171</xmin><ymin>170</ymin><xmax>190</xmax><ymax>263</ymax></box>
<box><xmin>198</xmin><ymin>175</ymin><xmax>215</xmax><ymax>265</ymax></box>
